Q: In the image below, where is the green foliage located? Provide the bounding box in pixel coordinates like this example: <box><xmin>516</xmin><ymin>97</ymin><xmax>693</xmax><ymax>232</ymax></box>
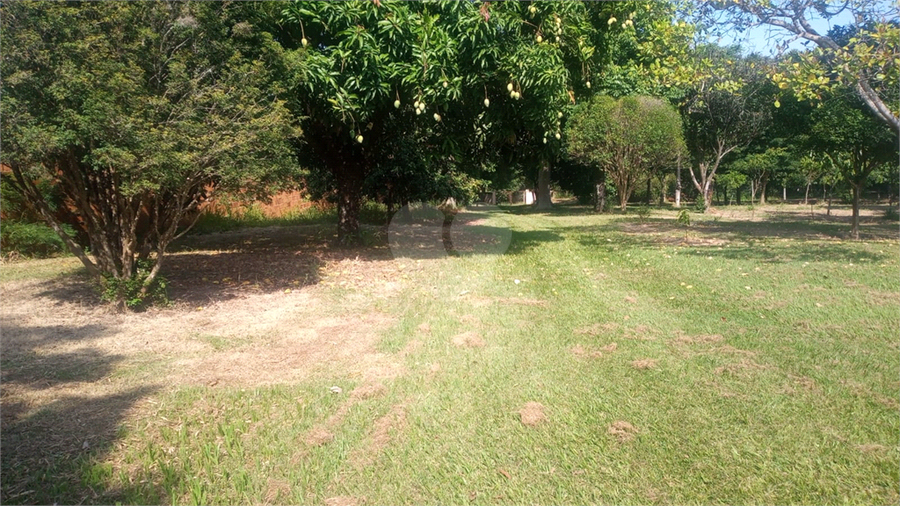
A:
<box><xmin>1</xmin><ymin>1</ymin><xmax>299</xmax><ymax>289</ymax></box>
<box><xmin>566</xmin><ymin>94</ymin><xmax>683</xmax><ymax>211</ymax></box>
<box><xmin>635</xmin><ymin>204</ymin><xmax>651</xmax><ymax>222</ymax></box>
<box><xmin>693</xmin><ymin>198</ymin><xmax>708</xmax><ymax>213</ymax></box>
<box><xmin>99</xmin><ymin>261</ymin><xmax>169</xmax><ymax>310</ymax></box>
<box><xmin>261</xmin><ymin>0</ymin><xmax>694</xmax><ymax>239</ymax></box>
<box><xmin>1</xmin><ymin>221</ymin><xmax>73</xmax><ymax>258</ymax></box>
<box><xmin>675</xmin><ymin>208</ymin><xmax>691</xmax><ymax>226</ymax></box>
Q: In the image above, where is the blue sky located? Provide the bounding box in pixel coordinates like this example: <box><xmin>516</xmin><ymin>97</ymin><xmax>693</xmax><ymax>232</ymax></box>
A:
<box><xmin>717</xmin><ymin>9</ymin><xmax>856</xmax><ymax>56</ymax></box>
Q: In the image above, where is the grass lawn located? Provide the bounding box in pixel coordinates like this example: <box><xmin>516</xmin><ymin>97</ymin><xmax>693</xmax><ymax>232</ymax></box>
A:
<box><xmin>1</xmin><ymin>203</ymin><xmax>898</xmax><ymax>505</ymax></box>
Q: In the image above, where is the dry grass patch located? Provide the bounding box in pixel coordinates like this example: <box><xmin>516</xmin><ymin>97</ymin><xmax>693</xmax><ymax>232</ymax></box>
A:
<box><xmin>324</xmin><ymin>496</ymin><xmax>364</xmax><ymax>506</ymax></box>
<box><xmin>624</xmin><ymin>325</ymin><xmax>656</xmax><ymax>341</ymax></box>
<box><xmin>519</xmin><ymin>401</ymin><xmax>547</xmax><ymax>427</ymax></box>
<box><xmin>631</xmin><ymin>359</ymin><xmax>658</xmax><ymax>370</ymax></box>
<box><xmin>607</xmin><ymin>420</ymin><xmax>638</xmax><ymax>442</ymax></box>
<box><xmin>305</xmin><ymin>427</ymin><xmax>336</xmax><ymax>446</ymax></box>
<box><xmin>856</xmin><ymin>444</ymin><xmax>890</xmax><ymax>453</ymax></box>
<box><xmin>264</xmin><ymin>478</ymin><xmax>292</xmax><ymax>505</ymax></box>
<box><xmin>351</xmin><ymin>381</ymin><xmax>387</xmax><ymax>401</ymax></box>
<box><xmin>671</xmin><ymin>333</ymin><xmax>724</xmax><ymax>345</ymax></box>
<box><xmin>574</xmin><ymin>322</ymin><xmax>618</xmax><ymax>336</ymax></box>
<box><xmin>348</xmin><ymin>402</ymin><xmax>408</xmax><ymax>469</ymax></box>
<box><xmin>570</xmin><ymin>345</ymin><xmax>603</xmax><ymax>358</ymax></box>
<box><xmin>451</xmin><ymin>331</ymin><xmax>485</xmax><ymax>348</ymax></box>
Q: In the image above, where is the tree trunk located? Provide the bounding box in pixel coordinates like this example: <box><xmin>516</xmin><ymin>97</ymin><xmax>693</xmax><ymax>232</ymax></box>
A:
<box><xmin>675</xmin><ymin>156</ymin><xmax>682</xmax><ymax>208</ymax></box>
<box><xmin>658</xmin><ymin>175</ymin><xmax>665</xmax><ymax>206</ymax></box>
<box><xmin>703</xmin><ymin>180</ymin><xmax>714</xmax><ymax>209</ymax></box>
<box><xmin>736</xmin><ymin>186</ymin><xmax>742</xmax><ymax>205</ymax></box>
<box><xmin>759</xmin><ymin>179</ymin><xmax>768</xmax><ymax>205</ymax></box>
<box><xmin>336</xmin><ymin>178</ymin><xmax>363</xmax><ymax>243</ymax></box>
<box><xmin>8</xmin><ymin>163</ymin><xmax>100</xmax><ymax>277</ymax></box>
<box><xmin>804</xmin><ymin>183</ymin><xmax>811</xmax><ymax>205</ymax></box>
<box><xmin>646</xmin><ymin>178</ymin><xmax>652</xmax><ymax>206</ymax></box>
<box><xmin>850</xmin><ymin>182</ymin><xmax>862</xmax><ymax>240</ymax></box>
<box><xmin>783</xmin><ymin>186</ymin><xmax>787</xmax><ymax>202</ymax></box>
<box><xmin>535</xmin><ymin>161</ymin><xmax>552</xmax><ymax>210</ymax></box>
<box><xmin>595</xmin><ymin>170</ymin><xmax>607</xmax><ymax>212</ymax></box>
<box><xmin>750</xmin><ymin>180</ymin><xmax>755</xmax><ymax>205</ymax></box>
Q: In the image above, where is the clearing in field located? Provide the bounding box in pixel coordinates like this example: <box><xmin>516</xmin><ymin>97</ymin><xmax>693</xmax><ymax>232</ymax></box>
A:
<box><xmin>1</xmin><ymin>204</ymin><xmax>898</xmax><ymax>505</ymax></box>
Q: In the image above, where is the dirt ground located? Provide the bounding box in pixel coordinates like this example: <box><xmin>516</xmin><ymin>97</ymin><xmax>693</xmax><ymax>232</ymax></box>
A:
<box><xmin>0</xmin><ymin>225</ymin><xmax>415</xmax><ymax>498</ymax></box>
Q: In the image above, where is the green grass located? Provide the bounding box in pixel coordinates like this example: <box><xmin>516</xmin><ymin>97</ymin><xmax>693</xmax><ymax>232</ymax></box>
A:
<box><xmin>189</xmin><ymin>200</ymin><xmax>389</xmax><ymax>235</ymax></box>
<box><xmin>5</xmin><ymin>205</ymin><xmax>899</xmax><ymax>505</ymax></box>
<box><xmin>0</xmin><ymin>256</ymin><xmax>86</xmax><ymax>283</ymax></box>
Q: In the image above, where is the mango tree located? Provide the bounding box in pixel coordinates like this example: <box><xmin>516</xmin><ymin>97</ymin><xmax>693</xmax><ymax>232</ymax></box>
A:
<box><xmin>265</xmin><ymin>1</ymin><xmax>683</xmax><ymax>238</ymax></box>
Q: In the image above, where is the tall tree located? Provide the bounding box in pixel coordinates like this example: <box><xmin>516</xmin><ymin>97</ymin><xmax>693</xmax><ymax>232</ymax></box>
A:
<box><xmin>1</xmin><ymin>1</ymin><xmax>298</xmax><ymax>303</ymax></box>
<box><xmin>260</xmin><ymin>1</ymin><xmax>601</xmax><ymax>239</ymax></box>
<box><xmin>681</xmin><ymin>48</ymin><xmax>771</xmax><ymax>209</ymax></box>
<box><xmin>262</xmin><ymin>1</ymin><xmax>693</xmax><ymax>238</ymax></box>
<box><xmin>702</xmin><ymin>0</ymin><xmax>899</xmax><ymax>132</ymax></box>
<box><xmin>565</xmin><ymin>95</ymin><xmax>684</xmax><ymax>211</ymax></box>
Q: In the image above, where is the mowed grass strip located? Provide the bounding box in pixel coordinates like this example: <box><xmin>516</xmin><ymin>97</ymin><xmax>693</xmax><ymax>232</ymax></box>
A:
<box><xmin>3</xmin><ymin>206</ymin><xmax>898</xmax><ymax>505</ymax></box>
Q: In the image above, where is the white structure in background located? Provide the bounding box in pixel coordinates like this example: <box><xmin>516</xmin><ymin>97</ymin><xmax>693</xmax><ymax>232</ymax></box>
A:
<box><xmin>523</xmin><ymin>189</ymin><xmax>535</xmax><ymax>205</ymax></box>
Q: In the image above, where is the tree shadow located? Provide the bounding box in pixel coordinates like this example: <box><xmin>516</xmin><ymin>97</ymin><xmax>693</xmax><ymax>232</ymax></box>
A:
<box><xmin>1</xmin><ymin>386</ymin><xmax>158</xmax><ymax>505</ymax></box>
<box><xmin>572</xmin><ymin>217</ymin><xmax>895</xmax><ymax>264</ymax></box>
<box><xmin>500</xmin><ymin>201</ymin><xmax>597</xmax><ymax>217</ymax></box>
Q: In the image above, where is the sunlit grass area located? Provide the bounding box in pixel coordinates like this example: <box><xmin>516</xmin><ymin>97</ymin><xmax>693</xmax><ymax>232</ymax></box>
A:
<box><xmin>2</xmin><ymin>204</ymin><xmax>897</xmax><ymax>505</ymax></box>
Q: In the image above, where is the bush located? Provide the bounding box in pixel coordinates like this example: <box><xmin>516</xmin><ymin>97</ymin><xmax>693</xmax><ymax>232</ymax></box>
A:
<box><xmin>1</xmin><ymin>220</ymin><xmax>73</xmax><ymax>258</ymax></box>
<box><xmin>883</xmin><ymin>207</ymin><xmax>899</xmax><ymax>221</ymax></box>
<box><xmin>693</xmin><ymin>199</ymin><xmax>707</xmax><ymax>213</ymax></box>
<box><xmin>99</xmin><ymin>260</ymin><xmax>169</xmax><ymax>309</ymax></box>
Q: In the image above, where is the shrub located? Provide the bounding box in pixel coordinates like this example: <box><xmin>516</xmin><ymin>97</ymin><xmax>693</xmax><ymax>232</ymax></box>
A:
<box><xmin>99</xmin><ymin>260</ymin><xmax>169</xmax><ymax>310</ymax></box>
<box><xmin>1</xmin><ymin>220</ymin><xmax>72</xmax><ymax>258</ymax></box>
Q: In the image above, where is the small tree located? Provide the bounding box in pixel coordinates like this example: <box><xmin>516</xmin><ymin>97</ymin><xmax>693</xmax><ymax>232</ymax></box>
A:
<box><xmin>809</xmin><ymin>92</ymin><xmax>897</xmax><ymax>238</ymax></box>
<box><xmin>730</xmin><ymin>147</ymin><xmax>789</xmax><ymax>205</ymax></box>
<box><xmin>565</xmin><ymin>95</ymin><xmax>683</xmax><ymax>211</ymax></box>
<box><xmin>1</xmin><ymin>2</ymin><xmax>298</xmax><ymax>304</ymax></box>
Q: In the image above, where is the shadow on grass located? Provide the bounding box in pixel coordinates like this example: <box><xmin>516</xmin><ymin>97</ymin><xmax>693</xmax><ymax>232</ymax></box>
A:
<box><xmin>0</xmin><ymin>317</ymin><xmax>157</xmax><ymax>504</ymax></box>
<box><xmin>571</xmin><ymin>217</ymin><xmax>895</xmax><ymax>264</ymax></box>
<box><xmin>1</xmin><ymin>386</ymin><xmax>158</xmax><ymax>505</ymax></box>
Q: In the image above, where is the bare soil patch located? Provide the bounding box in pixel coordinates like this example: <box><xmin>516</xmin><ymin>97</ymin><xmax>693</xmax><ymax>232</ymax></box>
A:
<box><xmin>631</xmin><ymin>359</ymin><xmax>658</xmax><ymax>370</ymax></box>
<box><xmin>452</xmin><ymin>331</ymin><xmax>486</xmax><ymax>348</ymax></box>
<box><xmin>348</xmin><ymin>402</ymin><xmax>408</xmax><ymax>469</ymax></box>
<box><xmin>324</xmin><ymin>496</ymin><xmax>364</xmax><ymax>506</ymax></box>
<box><xmin>0</xmin><ymin>227</ymin><xmax>415</xmax><ymax>500</ymax></box>
<box><xmin>607</xmin><ymin>420</ymin><xmax>638</xmax><ymax>442</ymax></box>
<box><xmin>519</xmin><ymin>401</ymin><xmax>547</xmax><ymax>427</ymax></box>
